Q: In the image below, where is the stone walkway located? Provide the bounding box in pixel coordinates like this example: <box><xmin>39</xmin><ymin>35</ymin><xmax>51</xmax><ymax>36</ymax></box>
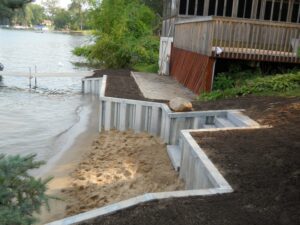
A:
<box><xmin>131</xmin><ymin>72</ymin><xmax>196</xmax><ymax>101</ymax></box>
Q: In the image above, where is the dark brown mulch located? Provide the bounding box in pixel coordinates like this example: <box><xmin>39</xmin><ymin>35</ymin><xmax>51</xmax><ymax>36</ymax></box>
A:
<box><xmin>79</xmin><ymin>97</ymin><xmax>300</xmax><ymax>225</ymax></box>
<box><xmin>193</xmin><ymin>96</ymin><xmax>300</xmax><ymax>125</ymax></box>
<box><xmin>105</xmin><ymin>75</ymin><xmax>145</xmax><ymax>100</ymax></box>
<box><xmin>86</xmin><ymin>69</ymin><xmax>131</xmax><ymax>78</ymax></box>
<box><xmin>105</xmin><ymin>75</ymin><xmax>168</xmax><ymax>103</ymax></box>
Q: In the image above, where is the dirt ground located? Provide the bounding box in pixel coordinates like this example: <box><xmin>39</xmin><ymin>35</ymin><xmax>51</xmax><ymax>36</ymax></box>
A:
<box><xmin>105</xmin><ymin>75</ymin><xmax>146</xmax><ymax>101</ymax></box>
<box><xmin>62</xmin><ymin>130</ymin><xmax>183</xmax><ymax>216</ymax></box>
<box><xmin>86</xmin><ymin>69</ymin><xmax>131</xmax><ymax>78</ymax></box>
<box><xmin>79</xmin><ymin>96</ymin><xmax>300</xmax><ymax>225</ymax></box>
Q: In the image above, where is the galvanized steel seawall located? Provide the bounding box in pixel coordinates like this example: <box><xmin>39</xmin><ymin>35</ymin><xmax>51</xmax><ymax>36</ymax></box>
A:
<box><xmin>170</xmin><ymin>46</ymin><xmax>215</xmax><ymax>95</ymax></box>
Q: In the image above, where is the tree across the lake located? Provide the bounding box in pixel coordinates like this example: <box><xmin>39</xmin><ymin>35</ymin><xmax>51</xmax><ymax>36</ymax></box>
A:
<box><xmin>0</xmin><ymin>0</ymin><xmax>91</xmax><ymax>30</ymax></box>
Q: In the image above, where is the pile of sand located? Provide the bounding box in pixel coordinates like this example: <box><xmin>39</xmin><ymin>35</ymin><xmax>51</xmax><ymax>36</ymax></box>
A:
<box><xmin>62</xmin><ymin>130</ymin><xmax>184</xmax><ymax>216</ymax></box>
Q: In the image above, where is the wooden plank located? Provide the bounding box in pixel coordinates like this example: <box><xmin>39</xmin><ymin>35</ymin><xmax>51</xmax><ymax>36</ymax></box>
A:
<box><xmin>228</xmin><ymin>21</ymin><xmax>234</xmax><ymax>58</ymax></box>
<box><xmin>283</xmin><ymin>27</ymin><xmax>291</xmax><ymax>59</ymax></box>
<box><xmin>279</xmin><ymin>26</ymin><xmax>285</xmax><ymax>62</ymax></box>
<box><xmin>220</xmin><ymin>19</ymin><xmax>225</xmax><ymax>48</ymax></box>
<box><xmin>293</xmin><ymin>28</ymin><xmax>299</xmax><ymax>63</ymax></box>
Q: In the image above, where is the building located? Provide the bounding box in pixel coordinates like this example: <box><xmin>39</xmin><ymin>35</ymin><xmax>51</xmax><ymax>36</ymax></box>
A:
<box><xmin>159</xmin><ymin>0</ymin><xmax>300</xmax><ymax>94</ymax></box>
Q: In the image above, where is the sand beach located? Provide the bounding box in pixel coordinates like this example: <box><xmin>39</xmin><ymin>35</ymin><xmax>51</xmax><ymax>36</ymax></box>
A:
<box><xmin>39</xmin><ymin>127</ymin><xmax>183</xmax><ymax>223</ymax></box>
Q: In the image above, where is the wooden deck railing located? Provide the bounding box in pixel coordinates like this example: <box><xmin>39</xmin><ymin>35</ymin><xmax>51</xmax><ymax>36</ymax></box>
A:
<box><xmin>174</xmin><ymin>16</ymin><xmax>300</xmax><ymax>63</ymax></box>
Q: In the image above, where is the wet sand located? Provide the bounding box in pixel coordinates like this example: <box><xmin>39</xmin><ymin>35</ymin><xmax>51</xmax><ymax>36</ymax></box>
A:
<box><xmin>37</xmin><ymin>101</ymin><xmax>100</xmax><ymax>224</ymax></box>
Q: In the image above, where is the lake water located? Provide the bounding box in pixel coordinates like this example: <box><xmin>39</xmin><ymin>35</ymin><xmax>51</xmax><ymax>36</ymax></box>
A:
<box><xmin>0</xmin><ymin>28</ymin><xmax>90</xmax><ymax>72</ymax></box>
<box><xmin>0</xmin><ymin>29</ymin><xmax>94</xmax><ymax>168</ymax></box>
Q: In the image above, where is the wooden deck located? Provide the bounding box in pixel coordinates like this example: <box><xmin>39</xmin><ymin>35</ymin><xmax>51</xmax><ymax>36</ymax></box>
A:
<box><xmin>211</xmin><ymin>46</ymin><xmax>299</xmax><ymax>63</ymax></box>
<box><xmin>174</xmin><ymin>16</ymin><xmax>300</xmax><ymax>63</ymax></box>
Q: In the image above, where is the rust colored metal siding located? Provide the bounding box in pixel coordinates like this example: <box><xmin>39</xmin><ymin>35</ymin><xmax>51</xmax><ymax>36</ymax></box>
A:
<box><xmin>170</xmin><ymin>46</ymin><xmax>215</xmax><ymax>95</ymax></box>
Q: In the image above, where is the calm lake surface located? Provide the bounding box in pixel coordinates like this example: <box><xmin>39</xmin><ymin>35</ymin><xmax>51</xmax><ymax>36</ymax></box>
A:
<box><xmin>0</xmin><ymin>29</ymin><xmax>94</xmax><ymax>166</ymax></box>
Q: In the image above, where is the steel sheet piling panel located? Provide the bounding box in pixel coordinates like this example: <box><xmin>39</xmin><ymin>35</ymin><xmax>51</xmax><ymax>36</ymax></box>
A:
<box><xmin>150</xmin><ymin>107</ymin><xmax>160</xmax><ymax>135</ymax></box>
<box><xmin>104</xmin><ymin>101</ymin><xmax>112</xmax><ymax>131</ymax></box>
<box><xmin>134</xmin><ymin>105</ymin><xmax>143</xmax><ymax>132</ymax></box>
<box><xmin>119</xmin><ymin>103</ymin><xmax>127</xmax><ymax>131</ymax></box>
<box><xmin>170</xmin><ymin>46</ymin><xmax>215</xmax><ymax>94</ymax></box>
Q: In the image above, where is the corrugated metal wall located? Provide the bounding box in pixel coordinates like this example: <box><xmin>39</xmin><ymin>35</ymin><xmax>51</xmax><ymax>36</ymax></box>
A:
<box><xmin>170</xmin><ymin>46</ymin><xmax>215</xmax><ymax>95</ymax></box>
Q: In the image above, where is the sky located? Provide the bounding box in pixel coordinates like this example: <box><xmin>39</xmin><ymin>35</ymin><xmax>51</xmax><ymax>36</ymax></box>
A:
<box><xmin>34</xmin><ymin>0</ymin><xmax>72</xmax><ymax>9</ymax></box>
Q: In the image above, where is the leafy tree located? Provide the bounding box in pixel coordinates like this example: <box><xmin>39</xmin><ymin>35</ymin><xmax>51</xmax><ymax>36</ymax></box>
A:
<box><xmin>8</xmin><ymin>3</ymin><xmax>45</xmax><ymax>26</ymax></box>
<box><xmin>141</xmin><ymin>0</ymin><xmax>163</xmax><ymax>16</ymax></box>
<box><xmin>0</xmin><ymin>154</ymin><xmax>52</xmax><ymax>225</ymax></box>
<box><xmin>27</xmin><ymin>4</ymin><xmax>46</xmax><ymax>25</ymax></box>
<box><xmin>69</xmin><ymin>0</ymin><xmax>88</xmax><ymax>30</ymax></box>
<box><xmin>53</xmin><ymin>8</ymin><xmax>71</xmax><ymax>29</ymax></box>
<box><xmin>75</xmin><ymin>0</ymin><xmax>160</xmax><ymax>68</ymax></box>
<box><xmin>41</xmin><ymin>0</ymin><xmax>58</xmax><ymax>18</ymax></box>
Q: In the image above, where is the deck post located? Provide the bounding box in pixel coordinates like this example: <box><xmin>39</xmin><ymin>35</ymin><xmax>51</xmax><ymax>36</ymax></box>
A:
<box><xmin>251</xmin><ymin>0</ymin><xmax>258</xmax><ymax>19</ymax></box>
<box><xmin>287</xmin><ymin>0</ymin><xmax>295</xmax><ymax>22</ymax></box>
<box><xmin>270</xmin><ymin>0</ymin><xmax>275</xmax><ymax>21</ymax></box>
<box><xmin>278</xmin><ymin>0</ymin><xmax>284</xmax><ymax>21</ymax></box>
<box><xmin>232</xmin><ymin>0</ymin><xmax>238</xmax><ymax>17</ymax></box>
<box><xmin>297</xmin><ymin>4</ymin><xmax>300</xmax><ymax>23</ymax></box>
<box><xmin>203</xmin><ymin>0</ymin><xmax>209</xmax><ymax>16</ymax></box>
<box><xmin>223</xmin><ymin>0</ymin><xmax>228</xmax><ymax>16</ymax></box>
<box><xmin>186</xmin><ymin>0</ymin><xmax>190</xmax><ymax>15</ymax></box>
<box><xmin>259</xmin><ymin>0</ymin><xmax>266</xmax><ymax>20</ymax></box>
<box><xmin>194</xmin><ymin>0</ymin><xmax>198</xmax><ymax>15</ymax></box>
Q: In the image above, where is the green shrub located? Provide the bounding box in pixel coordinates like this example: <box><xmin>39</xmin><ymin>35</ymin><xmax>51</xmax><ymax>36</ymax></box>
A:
<box><xmin>199</xmin><ymin>72</ymin><xmax>300</xmax><ymax>101</ymax></box>
<box><xmin>214</xmin><ymin>73</ymin><xmax>235</xmax><ymax>90</ymax></box>
<box><xmin>133</xmin><ymin>63</ymin><xmax>159</xmax><ymax>73</ymax></box>
<box><xmin>75</xmin><ymin>0</ymin><xmax>160</xmax><ymax>69</ymax></box>
<box><xmin>0</xmin><ymin>154</ymin><xmax>52</xmax><ymax>225</ymax></box>
<box><xmin>198</xmin><ymin>90</ymin><xmax>224</xmax><ymax>101</ymax></box>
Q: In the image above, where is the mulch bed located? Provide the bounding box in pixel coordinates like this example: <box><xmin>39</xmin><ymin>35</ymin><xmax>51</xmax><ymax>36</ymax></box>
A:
<box><xmin>85</xmin><ymin>69</ymin><xmax>146</xmax><ymax>100</ymax></box>
<box><xmin>86</xmin><ymin>69</ymin><xmax>156</xmax><ymax>101</ymax></box>
<box><xmin>79</xmin><ymin>96</ymin><xmax>300</xmax><ymax>225</ymax></box>
<box><xmin>86</xmin><ymin>69</ymin><xmax>131</xmax><ymax>78</ymax></box>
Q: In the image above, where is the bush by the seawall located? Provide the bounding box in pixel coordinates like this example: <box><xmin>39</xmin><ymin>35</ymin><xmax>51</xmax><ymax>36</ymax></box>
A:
<box><xmin>199</xmin><ymin>71</ymin><xmax>300</xmax><ymax>101</ymax></box>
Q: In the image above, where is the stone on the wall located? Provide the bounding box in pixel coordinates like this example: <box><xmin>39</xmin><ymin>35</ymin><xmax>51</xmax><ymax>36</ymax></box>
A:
<box><xmin>169</xmin><ymin>97</ymin><xmax>192</xmax><ymax>112</ymax></box>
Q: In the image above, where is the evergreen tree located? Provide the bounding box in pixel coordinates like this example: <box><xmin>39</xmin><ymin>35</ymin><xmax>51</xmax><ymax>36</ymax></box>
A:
<box><xmin>0</xmin><ymin>154</ymin><xmax>52</xmax><ymax>225</ymax></box>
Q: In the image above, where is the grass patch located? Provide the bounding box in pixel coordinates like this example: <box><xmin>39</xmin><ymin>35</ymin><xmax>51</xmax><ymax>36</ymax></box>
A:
<box><xmin>132</xmin><ymin>63</ymin><xmax>159</xmax><ymax>73</ymax></box>
<box><xmin>199</xmin><ymin>71</ymin><xmax>300</xmax><ymax>101</ymax></box>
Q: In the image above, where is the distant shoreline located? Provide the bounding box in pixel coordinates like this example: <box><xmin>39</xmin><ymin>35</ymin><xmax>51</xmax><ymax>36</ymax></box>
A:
<box><xmin>0</xmin><ymin>26</ymin><xmax>91</xmax><ymax>36</ymax></box>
